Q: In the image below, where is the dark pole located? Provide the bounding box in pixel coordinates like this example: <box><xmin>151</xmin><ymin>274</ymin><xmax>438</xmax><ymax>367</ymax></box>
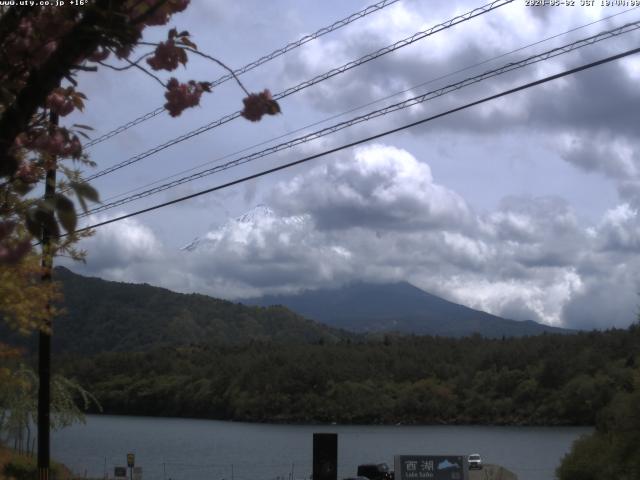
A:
<box><xmin>38</xmin><ymin>110</ymin><xmax>58</xmax><ymax>480</ymax></box>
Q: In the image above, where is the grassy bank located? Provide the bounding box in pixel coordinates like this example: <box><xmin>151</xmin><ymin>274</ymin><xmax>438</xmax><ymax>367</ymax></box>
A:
<box><xmin>0</xmin><ymin>446</ymin><xmax>88</xmax><ymax>480</ymax></box>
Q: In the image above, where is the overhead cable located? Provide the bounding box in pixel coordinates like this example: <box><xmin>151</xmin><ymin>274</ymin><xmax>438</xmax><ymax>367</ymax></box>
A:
<box><xmin>83</xmin><ymin>0</ymin><xmax>403</xmax><ymax>149</ymax></box>
<box><xmin>97</xmin><ymin>6</ymin><xmax>640</xmax><ymax>205</ymax></box>
<box><xmin>61</xmin><ymin>45</ymin><xmax>640</xmax><ymax>238</ymax></box>
<box><xmin>80</xmin><ymin>0</ymin><xmax>514</xmax><ymax>183</ymax></box>
<box><xmin>82</xmin><ymin>21</ymin><xmax>640</xmax><ymax>217</ymax></box>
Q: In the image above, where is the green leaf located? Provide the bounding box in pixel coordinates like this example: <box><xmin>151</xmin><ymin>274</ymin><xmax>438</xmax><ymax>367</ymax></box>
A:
<box><xmin>36</xmin><ymin>207</ymin><xmax>60</xmax><ymax>238</ymax></box>
<box><xmin>55</xmin><ymin>194</ymin><xmax>77</xmax><ymax>233</ymax></box>
<box><xmin>77</xmin><ymin>195</ymin><xmax>88</xmax><ymax>214</ymax></box>
<box><xmin>72</xmin><ymin>124</ymin><xmax>94</xmax><ymax>130</ymax></box>
<box><xmin>25</xmin><ymin>209</ymin><xmax>43</xmax><ymax>239</ymax></box>
<box><xmin>71</xmin><ymin>181</ymin><xmax>100</xmax><ymax>203</ymax></box>
<box><xmin>25</xmin><ymin>206</ymin><xmax>60</xmax><ymax>239</ymax></box>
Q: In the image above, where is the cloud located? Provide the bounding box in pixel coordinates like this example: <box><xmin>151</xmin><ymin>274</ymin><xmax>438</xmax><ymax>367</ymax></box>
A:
<box><xmin>72</xmin><ymin>214</ymin><xmax>163</xmax><ymax>272</ymax></box>
<box><xmin>270</xmin><ymin>144</ymin><xmax>473</xmax><ymax>232</ymax></box>
<box><xmin>562</xmin><ymin>268</ymin><xmax>640</xmax><ymax>329</ymax></box>
<box><xmin>63</xmin><ymin>148</ymin><xmax>640</xmax><ymax>330</ymax></box>
<box><xmin>282</xmin><ymin>1</ymin><xmax>640</xmax><ymax>147</ymax></box>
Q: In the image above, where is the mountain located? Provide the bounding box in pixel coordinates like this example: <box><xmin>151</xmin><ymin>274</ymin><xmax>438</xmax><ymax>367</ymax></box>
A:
<box><xmin>242</xmin><ymin>281</ymin><xmax>571</xmax><ymax>337</ymax></box>
<box><xmin>4</xmin><ymin>267</ymin><xmax>350</xmax><ymax>354</ymax></box>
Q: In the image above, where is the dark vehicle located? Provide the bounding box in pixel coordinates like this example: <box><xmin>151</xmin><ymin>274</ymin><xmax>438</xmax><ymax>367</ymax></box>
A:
<box><xmin>357</xmin><ymin>463</ymin><xmax>393</xmax><ymax>480</ymax></box>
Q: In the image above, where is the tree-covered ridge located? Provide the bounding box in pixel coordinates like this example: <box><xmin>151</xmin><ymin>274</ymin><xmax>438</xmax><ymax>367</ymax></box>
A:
<box><xmin>3</xmin><ymin>267</ymin><xmax>572</xmax><ymax>355</ymax></box>
<box><xmin>59</xmin><ymin>325</ymin><xmax>640</xmax><ymax>426</ymax></box>
<box><xmin>29</xmin><ymin>267</ymin><xmax>348</xmax><ymax>353</ymax></box>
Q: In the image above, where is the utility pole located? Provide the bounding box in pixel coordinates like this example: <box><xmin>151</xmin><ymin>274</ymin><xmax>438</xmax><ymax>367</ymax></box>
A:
<box><xmin>38</xmin><ymin>110</ymin><xmax>58</xmax><ymax>480</ymax></box>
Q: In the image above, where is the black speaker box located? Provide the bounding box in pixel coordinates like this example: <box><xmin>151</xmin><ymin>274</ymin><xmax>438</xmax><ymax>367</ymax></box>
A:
<box><xmin>313</xmin><ymin>433</ymin><xmax>337</xmax><ymax>480</ymax></box>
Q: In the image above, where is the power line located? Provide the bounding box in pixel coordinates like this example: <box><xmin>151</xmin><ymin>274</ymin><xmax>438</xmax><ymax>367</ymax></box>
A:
<box><xmin>63</xmin><ymin>45</ymin><xmax>640</xmax><ymax>239</ymax></box>
<box><xmin>79</xmin><ymin>0</ymin><xmax>513</xmax><ymax>184</ymax></box>
<box><xmin>96</xmin><ymin>6</ymin><xmax>640</xmax><ymax>206</ymax></box>
<box><xmin>81</xmin><ymin>20</ymin><xmax>640</xmax><ymax>217</ymax></box>
<box><xmin>82</xmin><ymin>0</ymin><xmax>402</xmax><ymax>149</ymax></box>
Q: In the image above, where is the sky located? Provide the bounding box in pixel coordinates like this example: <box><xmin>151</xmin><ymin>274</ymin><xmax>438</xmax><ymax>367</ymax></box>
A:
<box><xmin>58</xmin><ymin>0</ymin><xmax>640</xmax><ymax>330</ymax></box>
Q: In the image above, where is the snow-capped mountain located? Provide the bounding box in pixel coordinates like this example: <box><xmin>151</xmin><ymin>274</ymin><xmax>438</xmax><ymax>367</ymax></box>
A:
<box><xmin>180</xmin><ymin>204</ymin><xmax>305</xmax><ymax>252</ymax></box>
<box><xmin>235</xmin><ymin>204</ymin><xmax>275</xmax><ymax>224</ymax></box>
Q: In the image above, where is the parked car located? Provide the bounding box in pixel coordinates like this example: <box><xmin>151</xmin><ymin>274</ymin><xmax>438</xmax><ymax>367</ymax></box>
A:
<box><xmin>468</xmin><ymin>453</ymin><xmax>483</xmax><ymax>470</ymax></box>
<box><xmin>357</xmin><ymin>463</ymin><xmax>393</xmax><ymax>480</ymax></box>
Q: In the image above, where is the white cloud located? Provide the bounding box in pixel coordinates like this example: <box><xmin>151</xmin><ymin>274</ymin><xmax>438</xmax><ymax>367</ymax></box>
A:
<box><xmin>271</xmin><ymin>144</ymin><xmax>473</xmax><ymax>231</ymax></box>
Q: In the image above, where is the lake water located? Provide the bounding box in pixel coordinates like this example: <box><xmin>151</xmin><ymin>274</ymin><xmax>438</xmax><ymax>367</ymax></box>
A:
<box><xmin>52</xmin><ymin>415</ymin><xmax>591</xmax><ymax>480</ymax></box>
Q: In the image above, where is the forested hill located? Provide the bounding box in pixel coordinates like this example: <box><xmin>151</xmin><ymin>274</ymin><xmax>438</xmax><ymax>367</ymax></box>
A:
<box><xmin>37</xmin><ymin>267</ymin><xmax>349</xmax><ymax>354</ymax></box>
<box><xmin>243</xmin><ymin>281</ymin><xmax>570</xmax><ymax>337</ymax></box>
<box><xmin>59</xmin><ymin>325</ymin><xmax>640</xmax><ymax>426</ymax></box>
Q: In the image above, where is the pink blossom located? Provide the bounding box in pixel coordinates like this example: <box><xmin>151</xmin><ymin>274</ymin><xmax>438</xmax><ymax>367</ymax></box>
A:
<box><xmin>146</xmin><ymin>40</ymin><xmax>187</xmax><ymax>71</ymax></box>
<box><xmin>46</xmin><ymin>88</ymin><xmax>75</xmax><ymax>117</ymax></box>
<box><xmin>241</xmin><ymin>89</ymin><xmax>281</xmax><ymax>122</ymax></box>
<box><xmin>64</xmin><ymin>135</ymin><xmax>83</xmax><ymax>158</ymax></box>
<box><xmin>141</xmin><ymin>0</ymin><xmax>190</xmax><ymax>26</ymax></box>
<box><xmin>30</xmin><ymin>128</ymin><xmax>82</xmax><ymax>159</ymax></box>
<box><xmin>89</xmin><ymin>47</ymin><xmax>110</xmax><ymax>62</ymax></box>
<box><xmin>164</xmin><ymin>78</ymin><xmax>206</xmax><ymax>117</ymax></box>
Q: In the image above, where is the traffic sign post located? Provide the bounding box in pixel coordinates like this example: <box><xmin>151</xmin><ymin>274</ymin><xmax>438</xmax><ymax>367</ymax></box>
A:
<box><xmin>127</xmin><ymin>453</ymin><xmax>135</xmax><ymax>480</ymax></box>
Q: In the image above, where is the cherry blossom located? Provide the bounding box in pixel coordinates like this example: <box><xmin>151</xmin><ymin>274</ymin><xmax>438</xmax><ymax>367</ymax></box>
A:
<box><xmin>241</xmin><ymin>90</ymin><xmax>282</xmax><ymax>122</ymax></box>
<box><xmin>46</xmin><ymin>88</ymin><xmax>75</xmax><ymax>117</ymax></box>
<box><xmin>147</xmin><ymin>40</ymin><xmax>187</xmax><ymax>71</ymax></box>
<box><xmin>164</xmin><ymin>78</ymin><xmax>209</xmax><ymax>117</ymax></box>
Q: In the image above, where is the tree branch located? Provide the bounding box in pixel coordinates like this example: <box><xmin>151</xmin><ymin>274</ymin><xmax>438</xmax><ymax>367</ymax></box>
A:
<box><xmin>71</xmin><ymin>65</ymin><xmax>99</xmax><ymax>72</ymax></box>
<box><xmin>182</xmin><ymin>47</ymin><xmax>250</xmax><ymax>96</ymax></box>
<box><xmin>116</xmin><ymin>50</ymin><xmax>166</xmax><ymax>88</ymax></box>
<box><xmin>138</xmin><ymin>41</ymin><xmax>251</xmax><ymax>96</ymax></box>
<box><xmin>96</xmin><ymin>51</ymin><xmax>153</xmax><ymax>71</ymax></box>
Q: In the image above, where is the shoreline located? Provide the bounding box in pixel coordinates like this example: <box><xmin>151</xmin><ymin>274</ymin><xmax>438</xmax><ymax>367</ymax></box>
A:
<box><xmin>76</xmin><ymin>411</ymin><xmax>595</xmax><ymax>429</ymax></box>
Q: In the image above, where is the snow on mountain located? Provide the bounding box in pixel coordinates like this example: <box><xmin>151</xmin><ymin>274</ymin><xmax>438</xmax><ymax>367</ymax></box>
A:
<box><xmin>180</xmin><ymin>204</ymin><xmax>306</xmax><ymax>252</ymax></box>
<box><xmin>236</xmin><ymin>204</ymin><xmax>275</xmax><ymax>223</ymax></box>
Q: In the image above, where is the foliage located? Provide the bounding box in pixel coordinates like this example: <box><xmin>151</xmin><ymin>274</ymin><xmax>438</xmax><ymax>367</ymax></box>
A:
<box><xmin>2</xmin><ymin>455</ymin><xmax>65</xmax><ymax>480</ymax></box>
<box><xmin>56</xmin><ymin>324</ymin><xmax>640</xmax><ymax>426</ymax></box>
<box><xmin>556</xmin><ymin>353</ymin><xmax>640</xmax><ymax>480</ymax></box>
<box><xmin>0</xmin><ymin>357</ymin><xmax>101</xmax><ymax>455</ymax></box>
<box><xmin>0</xmin><ymin>266</ymin><xmax>347</xmax><ymax>354</ymax></box>
<box><xmin>0</xmin><ymin>254</ymin><xmax>61</xmax><ymax>334</ymax></box>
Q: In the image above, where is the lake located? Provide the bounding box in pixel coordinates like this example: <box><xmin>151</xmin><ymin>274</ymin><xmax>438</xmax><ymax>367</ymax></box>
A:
<box><xmin>52</xmin><ymin>415</ymin><xmax>591</xmax><ymax>480</ymax></box>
